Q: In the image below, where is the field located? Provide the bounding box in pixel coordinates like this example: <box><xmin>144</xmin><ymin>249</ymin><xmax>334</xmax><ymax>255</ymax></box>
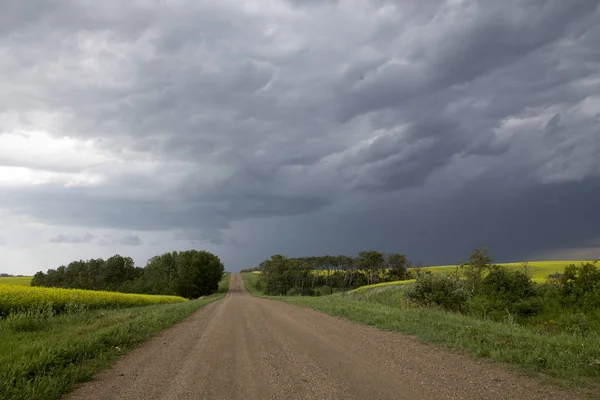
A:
<box><xmin>0</xmin><ymin>284</ymin><xmax>186</xmax><ymax>316</ymax></box>
<box><xmin>412</xmin><ymin>260</ymin><xmax>582</xmax><ymax>279</ymax></box>
<box><xmin>351</xmin><ymin>260</ymin><xmax>590</xmax><ymax>292</ymax></box>
<box><xmin>252</xmin><ymin>260</ymin><xmax>586</xmax><ymax>278</ymax></box>
<box><xmin>0</xmin><ymin>276</ymin><xmax>32</xmax><ymax>286</ymax></box>
<box><xmin>0</xmin><ymin>274</ymin><xmax>230</xmax><ymax>400</ymax></box>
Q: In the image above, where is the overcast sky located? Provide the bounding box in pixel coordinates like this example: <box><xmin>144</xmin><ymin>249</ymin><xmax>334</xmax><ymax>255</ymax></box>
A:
<box><xmin>1</xmin><ymin>0</ymin><xmax>599</xmax><ymax>274</ymax></box>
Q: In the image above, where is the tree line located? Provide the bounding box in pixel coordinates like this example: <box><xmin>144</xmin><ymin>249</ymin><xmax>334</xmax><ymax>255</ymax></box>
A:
<box><xmin>30</xmin><ymin>250</ymin><xmax>224</xmax><ymax>299</ymax></box>
<box><xmin>248</xmin><ymin>251</ymin><xmax>410</xmax><ymax>295</ymax></box>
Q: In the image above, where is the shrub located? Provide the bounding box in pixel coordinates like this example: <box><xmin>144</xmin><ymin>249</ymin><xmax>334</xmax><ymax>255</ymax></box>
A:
<box><xmin>405</xmin><ymin>273</ymin><xmax>468</xmax><ymax>312</ymax></box>
<box><xmin>558</xmin><ymin>262</ymin><xmax>600</xmax><ymax>310</ymax></box>
<box><xmin>481</xmin><ymin>267</ymin><xmax>536</xmax><ymax>302</ymax></box>
<box><xmin>475</xmin><ymin>267</ymin><xmax>541</xmax><ymax>320</ymax></box>
<box><xmin>512</xmin><ymin>297</ymin><xmax>544</xmax><ymax>317</ymax></box>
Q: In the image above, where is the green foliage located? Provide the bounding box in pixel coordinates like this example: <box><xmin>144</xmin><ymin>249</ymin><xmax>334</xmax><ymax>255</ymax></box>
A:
<box><xmin>30</xmin><ymin>250</ymin><xmax>225</xmax><ymax>299</ymax></box>
<box><xmin>406</xmin><ymin>273</ymin><xmax>468</xmax><ymax>312</ymax></box>
<box><xmin>139</xmin><ymin>250</ymin><xmax>224</xmax><ymax>299</ymax></box>
<box><xmin>387</xmin><ymin>253</ymin><xmax>407</xmax><ymax>281</ymax></box>
<box><xmin>472</xmin><ymin>266</ymin><xmax>542</xmax><ymax>321</ymax></box>
<box><xmin>31</xmin><ymin>255</ymin><xmax>141</xmax><ymax>292</ymax></box>
<box><xmin>257</xmin><ymin>251</ymin><xmax>410</xmax><ymax>295</ymax></box>
<box><xmin>558</xmin><ymin>262</ymin><xmax>600</xmax><ymax>310</ymax></box>
<box><xmin>460</xmin><ymin>247</ymin><xmax>494</xmax><ymax>294</ymax></box>
<box><xmin>218</xmin><ymin>273</ymin><xmax>231</xmax><ymax>293</ymax></box>
<box><xmin>481</xmin><ymin>266</ymin><xmax>536</xmax><ymax>301</ymax></box>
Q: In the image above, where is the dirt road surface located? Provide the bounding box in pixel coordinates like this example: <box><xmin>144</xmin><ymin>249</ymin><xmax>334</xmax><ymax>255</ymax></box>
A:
<box><xmin>65</xmin><ymin>274</ymin><xmax>585</xmax><ymax>400</ymax></box>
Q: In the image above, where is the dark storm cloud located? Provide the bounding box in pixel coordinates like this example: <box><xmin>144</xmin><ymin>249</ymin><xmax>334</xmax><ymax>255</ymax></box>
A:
<box><xmin>336</xmin><ymin>0</ymin><xmax>599</xmax><ymax>121</ymax></box>
<box><xmin>244</xmin><ymin>176</ymin><xmax>600</xmax><ymax>267</ymax></box>
<box><xmin>1</xmin><ymin>0</ymin><xmax>599</xmax><ymax>268</ymax></box>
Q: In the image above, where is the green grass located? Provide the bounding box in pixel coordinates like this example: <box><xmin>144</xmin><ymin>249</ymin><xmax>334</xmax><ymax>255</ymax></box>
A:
<box><xmin>0</xmin><ymin>277</ymin><xmax>32</xmax><ymax>286</ymax></box>
<box><xmin>242</xmin><ymin>272</ymin><xmax>264</xmax><ymax>296</ymax></box>
<box><xmin>218</xmin><ymin>272</ymin><xmax>231</xmax><ymax>293</ymax></box>
<box><xmin>241</xmin><ymin>273</ymin><xmax>600</xmax><ymax>391</ymax></box>
<box><xmin>0</xmin><ymin>282</ymin><xmax>228</xmax><ymax>400</ymax></box>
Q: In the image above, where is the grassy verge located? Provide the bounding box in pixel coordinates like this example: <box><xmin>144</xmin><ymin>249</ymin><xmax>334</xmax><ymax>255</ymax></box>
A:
<box><xmin>0</xmin><ymin>292</ymin><xmax>225</xmax><ymax>400</ymax></box>
<box><xmin>218</xmin><ymin>272</ymin><xmax>231</xmax><ymax>293</ymax></box>
<box><xmin>241</xmin><ymin>273</ymin><xmax>600</xmax><ymax>390</ymax></box>
<box><xmin>242</xmin><ymin>271</ymin><xmax>263</xmax><ymax>296</ymax></box>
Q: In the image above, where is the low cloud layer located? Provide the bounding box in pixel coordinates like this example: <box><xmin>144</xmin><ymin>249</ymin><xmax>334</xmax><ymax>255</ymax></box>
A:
<box><xmin>49</xmin><ymin>233</ymin><xmax>95</xmax><ymax>244</ymax></box>
<box><xmin>1</xmin><ymin>0</ymin><xmax>599</xmax><ymax>274</ymax></box>
<box><xmin>98</xmin><ymin>235</ymin><xmax>142</xmax><ymax>247</ymax></box>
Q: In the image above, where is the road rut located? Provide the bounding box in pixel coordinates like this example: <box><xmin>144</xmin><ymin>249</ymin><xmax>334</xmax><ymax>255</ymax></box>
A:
<box><xmin>65</xmin><ymin>274</ymin><xmax>585</xmax><ymax>400</ymax></box>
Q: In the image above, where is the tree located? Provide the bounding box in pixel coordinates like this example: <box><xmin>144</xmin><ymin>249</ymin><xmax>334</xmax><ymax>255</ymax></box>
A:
<box><xmin>155</xmin><ymin>250</ymin><xmax>224</xmax><ymax>299</ymax></box>
<box><xmin>29</xmin><ymin>250</ymin><xmax>224</xmax><ymax>298</ymax></box>
<box><xmin>387</xmin><ymin>253</ymin><xmax>407</xmax><ymax>281</ymax></box>
<box><xmin>359</xmin><ymin>250</ymin><xmax>384</xmax><ymax>285</ymax></box>
<box><xmin>460</xmin><ymin>247</ymin><xmax>494</xmax><ymax>294</ymax></box>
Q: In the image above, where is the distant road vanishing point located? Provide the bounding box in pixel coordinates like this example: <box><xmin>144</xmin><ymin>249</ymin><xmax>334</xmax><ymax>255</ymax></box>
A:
<box><xmin>65</xmin><ymin>274</ymin><xmax>583</xmax><ymax>400</ymax></box>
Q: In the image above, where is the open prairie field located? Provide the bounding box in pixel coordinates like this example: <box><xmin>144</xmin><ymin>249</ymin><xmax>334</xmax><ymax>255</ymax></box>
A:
<box><xmin>0</xmin><ymin>276</ymin><xmax>32</xmax><ymax>286</ymax></box>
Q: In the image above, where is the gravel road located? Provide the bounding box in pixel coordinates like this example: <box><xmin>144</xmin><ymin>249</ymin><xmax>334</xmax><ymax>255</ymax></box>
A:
<box><xmin>65</xmin><ymin>274</ymin><xmax>585</xmax><ymax>400</ymax></box>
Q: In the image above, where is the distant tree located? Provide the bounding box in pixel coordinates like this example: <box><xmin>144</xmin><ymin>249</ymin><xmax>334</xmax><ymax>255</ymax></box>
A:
<box><xmin>30</xmin><ymin>271</ymin><xmax>46</xmax><ymax>287</ymax></box>
<box><xmin>173</xmin><ymin>250</ymin><xmax>224</xmax><ymax>298</ymax></box>
<box><xmin>460</xmin><ymin>247</ymin><xmax>494</xmax><ymax>294</ymax></box>
<box><xmin>30</xmin><ymin>250</ymin><xmax>224</xmax><ymax>298</ymax></box>
<box><xmin>387</xmin><ymin>253</ymin><xmax>407</xmax><ymax>281</ymax></box>
<box><xmin>359</xmin><ymin>250</ymin><xmax>384</xmax><ymax>285</ymax></box>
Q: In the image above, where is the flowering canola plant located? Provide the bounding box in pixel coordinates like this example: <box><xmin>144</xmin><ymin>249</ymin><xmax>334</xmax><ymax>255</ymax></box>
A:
<box><xmin>0</xmin><ymin>284</ymin><xmax>186</xmax><ymax>316</ymax></box>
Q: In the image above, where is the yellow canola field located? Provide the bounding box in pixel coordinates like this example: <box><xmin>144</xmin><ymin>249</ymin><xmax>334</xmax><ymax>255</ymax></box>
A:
<box><xmin>0</xmin><ymin>284</ymin><xmax>187</xmax><ymax>315</ymax></box>
<box><xmin>411</xmin><ymin>260</ymin><xmax>585</xmax><ymax>280</ymax></box>
<box><xmin>351</xmin><ymin>260</ymin><xmax>594</xmax><ymax>292</ymax></box>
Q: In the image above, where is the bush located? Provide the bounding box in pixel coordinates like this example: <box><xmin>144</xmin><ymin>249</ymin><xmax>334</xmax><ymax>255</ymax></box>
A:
<box><xmin>558</xmin><ymin>262</ymin><xmax>600</xmax><ymax>310</ymax></box>
<box><xmin>512</xmin><ymin>297</ymin><xmax>544</xmax><ymax>317</ymax></box>
<box><xmin>474</xmin><ymin>267</ymin><xmax>541</xmax><ymax>320</ymax></box>
<box><xmin>481</xmin><ymin>267</ymin><xmax>536</xmax><ymax>302</ymax></box>
<box><xmin>405</xmin><ymin>273</ymin><xmax>468</xmax><ymax>312</ymax></box>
